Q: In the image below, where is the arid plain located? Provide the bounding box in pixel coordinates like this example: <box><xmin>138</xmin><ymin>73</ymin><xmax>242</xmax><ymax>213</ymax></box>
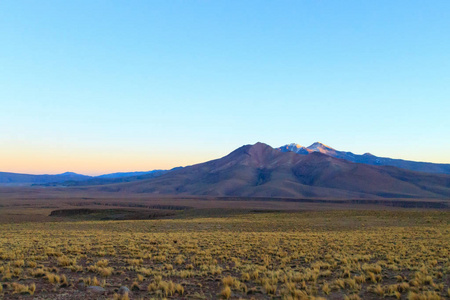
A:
<box><xmin>0</xmin><ymin>187</ymin><xmax>449</xmax><ymax>300</ymax></box>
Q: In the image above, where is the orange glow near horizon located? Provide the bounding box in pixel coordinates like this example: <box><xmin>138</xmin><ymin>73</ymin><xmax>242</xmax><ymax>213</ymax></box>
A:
<box><xmin>0</xmin><ymin>147</ymin><xmax>221</xmax><ymax>176</ymax></box>
<box><xmin>1</xmin><ymin>145</ymin><xmax>450</xmax><ymax>176</ymax></box>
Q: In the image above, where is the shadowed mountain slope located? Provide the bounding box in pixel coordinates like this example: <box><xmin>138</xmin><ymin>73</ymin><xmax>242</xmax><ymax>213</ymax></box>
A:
<box><xmin>278</xmin><ymin>142</ymin><xmax>450</xmax><ymax>174</ymax></box>
<box><xmin>93</xmin><ymin>143</ymin><xmax>450</xmax><ymax>199</ymax></box>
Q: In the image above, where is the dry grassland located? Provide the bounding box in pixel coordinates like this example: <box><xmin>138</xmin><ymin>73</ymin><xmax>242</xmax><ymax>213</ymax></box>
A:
<box><xmin>0</xmin><ymin>210</ymin><xmax>449</xmax><ymax>299</ymax></box>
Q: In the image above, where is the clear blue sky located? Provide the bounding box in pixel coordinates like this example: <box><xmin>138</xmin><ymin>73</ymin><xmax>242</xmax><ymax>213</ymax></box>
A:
<box><xmin>1</xmin><ymin>1</ymin><xmax>449</xmax><ymax>175</ymax></box>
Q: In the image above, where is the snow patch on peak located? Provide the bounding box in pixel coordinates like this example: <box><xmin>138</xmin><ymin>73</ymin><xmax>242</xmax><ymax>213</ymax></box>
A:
<box><xmin>307</xmin><ymin>142</ymin><xmax>334</xmax><ymax>151</ymax></box>
<box><xmin>287</xmin><ymin>143</ymin><xmax>303</xmax><ymax>148</ymax></box>
<box><xmin>277</xmin><ymin>143</ymin><xmax>311</xmax><ymax>155</ymax></box>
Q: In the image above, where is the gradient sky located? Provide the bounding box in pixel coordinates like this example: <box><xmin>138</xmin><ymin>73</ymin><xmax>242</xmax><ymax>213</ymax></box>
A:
<box><xmin>1</xmin><ymin>1</ymin><xmax>449</xmax><ymax>175</ymax></box>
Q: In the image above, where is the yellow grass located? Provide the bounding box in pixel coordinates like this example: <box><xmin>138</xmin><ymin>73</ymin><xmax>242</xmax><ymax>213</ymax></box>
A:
<box><xmin>0</xmin><ymin>210</ymin><xmax>448</xmax><ymax>299</ymax></box>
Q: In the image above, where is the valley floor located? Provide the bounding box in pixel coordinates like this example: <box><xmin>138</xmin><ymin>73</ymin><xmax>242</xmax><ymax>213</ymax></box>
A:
<box><xmin>0</xmin><ymin>210</ymin><xmax>449</xmax><ymax>299</ymax></box>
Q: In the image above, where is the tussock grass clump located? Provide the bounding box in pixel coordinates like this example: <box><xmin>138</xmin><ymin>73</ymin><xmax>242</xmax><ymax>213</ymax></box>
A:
<box><xmin>26</xmin><ymin>261</ymin><xmax>37</xmax><ymax>268</ymax></box>
<box><xmin>45</xmin><ymin>272</ymin><xmax>61</xmax><ymax>284</ymax></box>
<box><xmin>126</xmin><ymin>258</ymin><xmax>143</xmax><ymax>266</ymax></box>
<box><xmin>60</xmin><ymin>274</ymin><xmax>69</xmax><ymax>287</ymax></box>
<box><xmin>241</xmin><ymin>272</ymin><xmax>250</xmax><ymax>281</ymax></box>
<box><xmin>147</xmin><ymin>279</ymin><xmax>180</xmax><ymax>296</ymax></box>
<box><xmin>83</xmin><ymin>276</ymin><xmax>104</xmax><ymax>287</ymax></box>
<box><xmin>220</xmin><ymin>285</ymin><xmax>231</xmax><ymax>299</ymax></box>
<box><xmin>354</xmin><ymin>275</ymin><xmax>365</xmax><ymax>284</ymax></box>
<box><xmin>30</xmin><ymin>268</ymin><xmax>46</xmax><ymax>277</ymax></box>
<box><xmin>112</xmin><ymin>292</ymin><xmax>130</xmax><ymax>300</ymax></box>
<box><xmin>57</xmin><ymin>256</ymin><xmax>75</xmax><ymax>267</ymax></box>
<box><xmin>13</xmin><ymin>260</ymin><xmax>25</xmax><ymax>268</ymax></box>
<box><xmin>398</xmin><ymin>282</ymin><xmax>410</xmax><ymax>293</ymax></box>
<box><xmin>136</xmin><ymin>274</ymin><xmax>144</xmax><ymax>282</ymax></box>
<box><xmin>1</xmin><ymin>269</ymin><xmax>12</xmax><ymax>281</ymax></box>
<box><xmin>12</xmin><ymin>282</ymin><xmax>36</xmax><ymax>295</ymax></box>
<box><xmin>322</xmin><ymin>282</ymin><xmax>331</xmax><ymax>295</ymax></box>
<box><xmin>408</xmin><ymin>291</ymin><xmax>442</xmax><ymax>300</ymax></box>
<box><xmin>137</xmin><ymin>267</ymin><xmax>152</xmax><ymax>276</ymax></box>
<box><xmin>96</xmin><ymin>259</ymin><xmax>109</xmax><ymax>267</ymax></box>
<box><xmin>98</xmin><ymin>267</ymin><xmax>114</xmax><ymax>277</ymax></box>
<box><xmin>222</xmin><ymin>275</ymin><xmax>236</xmax><ymax>286</ymax></box>
<box><xmin>263</xmin><ymin>282</ymin><xmax>277</xmax><ymax>295</ymax></box>
<box><xmin>362</xmin><ymin>263</ymin><xmax>382</xmax><ymax>274</ymax></box>
<box><xmin>370</xmin><ymin>284</ymin><xmax>384</xmax><ymax>296</ymax></box>
<box><xmin>12</xmin><ymin>267</ymin><xmax>22</xmax><ymax>277</ymax></box>
<box><xmin>174</xmin><ymin>255</ymin><xmax>184</xmax><ymax>265</ymax></box>
<box><xmin>179</xmin><ymin>269</ymin><xmax>194</xmax><ymax>278</ymax></box>
<box><xmin>131</xmin><ymin>281</ymin><xmax>140</xmax><ymax>291</ymax></box>
<box><xmin>334</xmin><ymin>278</ymin><xmax>345</xmax><ymax>289</ymax></box>
<box><xmin>87</xmin><ymin>264</ymin><xmax>114</xmax><ymax>277</ymax></box>
<box><xmin>344</xmin><ymin>278</ymin><xmax>360</xmax><ymax>290</ymax></box>
<box><xmin>69</xmin><ymin>264</ymin><xmax>83</xmax><ymax>272</ymax></box>
<box><xmin>175</xmin><ymin>283</ymin><xmax>184</xmax><ymax>295</ymax></box>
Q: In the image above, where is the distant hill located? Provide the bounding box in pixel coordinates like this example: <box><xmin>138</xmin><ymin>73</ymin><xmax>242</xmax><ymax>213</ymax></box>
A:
<box><xmin>0</xmin><ymin>172</ymin><xmax>91</xmax><ymax>186</ymax></box>
<box><xmin>0</xmin><ymin>169</ymin><xmax>180</xmax><ymax>187</ymax></box>
<box><xmin>48</xmin><ymin>168</ymin><xmax>181</xmax><ymax>187</ymax></box>
<box><xmin>278</xmin><ymin>142</ymin><xmax>450</xmax><ymax>174</ymax></box>
<box><xmin>96</xmin><ymin>171</ymin><xmax>160</xmax><ymax>179</ymax></box>
<box><xmin>91</xmin><ymin>143</ymin><xmax>450</xmax><ymax>199</ymax></box>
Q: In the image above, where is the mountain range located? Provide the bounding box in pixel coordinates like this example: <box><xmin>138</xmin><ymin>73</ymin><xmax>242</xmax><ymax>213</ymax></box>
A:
<box><xmin>0</xmin><ymin>172</ymin><xmax>91</xmax><ymax>186</ymax></box>
<box><xmin>0</xmin><ymin>170</ymin><xmax>169</xmax><ymax>186</ymax></box>
<box><xmin>89</xmin><ymin>142</ymin><xmax>450</xmax><ymax>199</ymax></box>
<box><xmin>1</xmin><ymin>142</ymin><xmax>449</xmax><ymax>200</ymax></box>
<box><xmin>278</xmin><ymin>142</ymin><xmax>450</xmax><ymax>174</ymax></box>
<box><xmin>41</xmin><ymin>168</ymin><xmax>181</xmax><ymax>187</ymax></box>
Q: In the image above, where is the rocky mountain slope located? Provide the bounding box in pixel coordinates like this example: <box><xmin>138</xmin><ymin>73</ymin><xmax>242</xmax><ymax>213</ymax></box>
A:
<box><xmin>92</xmin><ymin>143</ymin><xmax>450</xmax><ymax>199</ymax></box>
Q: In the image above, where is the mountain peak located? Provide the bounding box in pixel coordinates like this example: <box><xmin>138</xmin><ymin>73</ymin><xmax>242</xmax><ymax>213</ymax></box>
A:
<box><xmin>287</xmin><ymin>143</ymin><xmax>304</xmax><ymax>148</ymax></box>
<box><xmin>247</xmin><ymin>142</ymin><xmax>274</xmax><ymax>154</ymax></box>
<box><xmin>363</xmin><ymin>152</ymin><xmax>375</xmax><ymax>157</ymax></box>
<box><xmin>58</xmin><ymin>172</ymin><xmax>82</xmax><ymax>176</ymax></box>
<box><xmin>307</xmin><ymin>142</ymin><xmax>331</xmax><ymax>148</ymax></box>
<box><xmin>252</xmin><ymin>142</ymin><xmax>271</xmax><ymax>148</ymax></box>
<box><xmin>228</xmin><ymin>142</ymin><xmax>273</xmax><ymax>158</ymax></box>
<box><xmin>307</xmin><ymin>142</ymin><xmax>335</xmax><ymax>152</ymax></box>
<box><xmin>278</xmin><ymin>142</ymin><xmax>337</xmax><ymax>155</ymax></box>
<box><xmin>277</xmin><ymin>143</ymin><xmax>311</xmax><ymax>155</ymax></box>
